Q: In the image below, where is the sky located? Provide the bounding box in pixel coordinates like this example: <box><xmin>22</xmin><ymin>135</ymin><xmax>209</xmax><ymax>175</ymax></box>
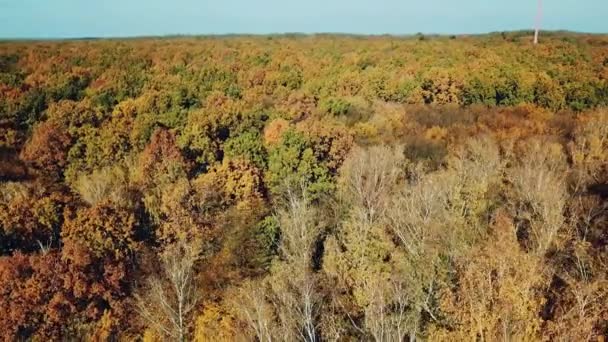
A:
<box><xmin>0</xmin><ymin>0</ymin><xmax>606</xmax><ymax>39</ymax></box>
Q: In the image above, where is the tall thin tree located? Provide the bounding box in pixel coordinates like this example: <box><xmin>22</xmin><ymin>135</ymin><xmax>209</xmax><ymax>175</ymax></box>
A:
<box><xmin>534</xmin><ymin>0</ymin><xmax>543</xmax><ymax>44</ymax></box>
<box><xmin>135</xmin><ymin>239</ymin><xmax>200</xmax><ymax>342</ymax></box>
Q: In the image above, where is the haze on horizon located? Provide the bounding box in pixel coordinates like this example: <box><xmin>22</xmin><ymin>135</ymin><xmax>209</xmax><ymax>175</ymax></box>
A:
<box><xmin>0</xmin><ymin>0</ymin><xmax>606</xmax><ymax>39</ymax></box>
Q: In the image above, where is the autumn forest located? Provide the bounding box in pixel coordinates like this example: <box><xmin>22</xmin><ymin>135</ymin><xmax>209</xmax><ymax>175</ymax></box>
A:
<box><xmin>1</xmin><ymin>32</ymin><xmax>608</xmax><ymax>341</ymax></box>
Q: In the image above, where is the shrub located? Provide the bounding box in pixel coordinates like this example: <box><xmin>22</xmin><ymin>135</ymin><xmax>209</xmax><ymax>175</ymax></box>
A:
<box><xmin>320</xmin><ymin>97</ymin><xmax>352</xmax><ymax>116</ymax></box>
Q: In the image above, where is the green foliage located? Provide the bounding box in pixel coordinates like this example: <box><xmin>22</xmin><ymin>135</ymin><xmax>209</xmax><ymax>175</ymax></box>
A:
<box><xmin>266</xmin><ymin>129</ymin><xmax>334</xmax><ymax>199</ymax></box>
<box><xmin>178</xmin><ymin>121</ymin><xmax>223</xmax><ymax>171</ymax></box>
<box><xmin>533</xmin><ymin>74</ymin><xmax>565</xmax><ymax>111</ymax></box>
<box><xmin>50</xmin><ymin>74</ymin><xmax>91</xmax><ymax>102</ymax></box>
<box><xmin>321</xmin><ymin>97</ymin><xmax>352</xmax><ymax>116</ymax></box>
<box><xmin>90</xmin><ymin>57</ymin><xmax>151</xmax><ymax>111</ymax></box>
<box><xmin>565</xmin><ymin>81</ymin><xmax>599</xmax><ymax>111</ymax></box>
<box><xmin>225</xmin><ymin>83</ymin><xmax>242</xmax><ymax>99</ymax></box>
<box><xmin>65</xmin><ymin>122</ymin><xmax>132</xmax><ymax>182</ymax></box>
<box><xmin>250</xmin><ymin>216</ymin><xmax>281</xmax><ymax>270</ymax></box>
<box><xmin>495</xmin><ymin>70</ymin><xmax>533</xmax><ymax>106</ymax></box>
<box><xmin>462</xmin><ymin>77</ymin><xmax>497</xmax><ymax>106</ymax></box>
<box><xmin>253</xmin><ymin>52</ymin><xmax>272</xmax><ymax>66</ymax></box>
<box><xmin>223</xmin><ymin>129</ymin><xmax>267</xmax><ymax>168</ymax></box>
<box><xmin>16</xmin><ymin>89</ymin><xmax>48</xmax><ymax>129</ymax></box>
<box><xmin>277</xmin><ymin>65</ymin><xmax>303</xmax><ymax>90</ymax></box>
<box><xmin>0</xmin><ymin>54</ymin><xmax>23</xmax><ymax>87</ymax></box>
<box><xmin>0</xmin><ymin>53</ymin><xmax>19</xmax><ymax>72</ymax></box>
<box><xmin>196</xmin><ymin>66</ymin><xmax>238</xmax><ymax>94</ymax></box>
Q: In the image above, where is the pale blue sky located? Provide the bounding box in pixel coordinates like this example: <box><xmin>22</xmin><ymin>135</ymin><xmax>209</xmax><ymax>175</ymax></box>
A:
<box><xmin>0</xmin><ymin>0</ymin><xmax>606</xmax><ymax>38</ymax></box>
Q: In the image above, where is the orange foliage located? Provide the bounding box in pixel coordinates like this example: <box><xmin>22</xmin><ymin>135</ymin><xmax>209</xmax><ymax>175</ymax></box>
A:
<box><xmin>20</xmin><ymin>120</ymin><xmax>72</xmax><ymax>177</ymax></box>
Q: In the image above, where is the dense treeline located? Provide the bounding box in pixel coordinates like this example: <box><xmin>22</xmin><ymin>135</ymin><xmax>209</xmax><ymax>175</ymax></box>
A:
<box><xmin>1</xmin><ymin>33</ymin><xmax>608</xmax><ymax>340</ymax></box>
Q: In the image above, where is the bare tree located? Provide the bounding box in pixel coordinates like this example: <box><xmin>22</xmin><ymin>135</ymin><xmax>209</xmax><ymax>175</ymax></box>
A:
<box><xmin>233</xmin><ymin>185</ymin><xmax>322</xmax><ymax>342</ymax></box>
<box><xmin>364</xmin><ymin>277</ymin><xmax>418</xmax><ymax>342</ymax></box>
<box><xmin>339</xmin><ymin>145</ymin><xmax>404</xmax><ymax>227</ymax></box>
<box><xmin>135</xmin><ymin>239</ymin><xmax>200</xmax><ymax>342</ymax></box>
<box><xmin>231</xmin><ymin>280</ymin><xmax>275</xmax><ymax>342</ymax></box>
<box><xmin>568</xmin><ymin>109</ymin><xmax>608</xmax><ymax>190</ymax></box>
<box><xmin>271</xmin><ymin>186</ymin><xmax>321</xmax><ymax>342</ymax></box>
<box><xmin>386</xmin><ymin>136</ymin><xmax>502</xmax><ymax>257</ymax></box>
<box><xmin>509</xmin><ymin>140</ymin><xmax>568</xmax><ymax>254</ymax></box>
<box><xmin>278</xmin><ymin>186</ymin><xmax>321</xmax><ymax>270</ymax></box>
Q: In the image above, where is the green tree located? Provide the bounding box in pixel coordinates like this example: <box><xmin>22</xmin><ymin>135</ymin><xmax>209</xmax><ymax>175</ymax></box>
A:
<box><xmin>223</xmin><ymin>129</ymin><xmax>268</xmax><ymax>169</ymax></box>
<box><xmin>266</xmin><ymin>129</ymin><xmax>334</xmax><ymax>200</ymax></box>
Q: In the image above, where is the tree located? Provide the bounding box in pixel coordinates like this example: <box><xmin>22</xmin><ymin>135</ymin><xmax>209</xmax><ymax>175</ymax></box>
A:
<box><xmin>533</xmin><ymin>74</ymin><xmax>565</xmax><ymax>111</ymax></box>
<box><xmin>61</xmin><ymin>201</ymin><xmax>139</xmax><ymax>260</ymax></box>
<box><xmin>193</xmin><ymin>303</ymin><xmax>238</xmax><ymax>341</ymax></box>
<box><xmin>338</xmin><ymin>145</ymin><xmax>404</xmax><ymax>225</ymax></box>
<box><xmin>194</xmin><ymin>158</ymin><xmax>265</xmax><ymax>210</ymax></box>
<box><xmin>0</xmin><ymin>252</ymin><xmax>71</xmax><ymax>340</ymax></box>
<box><xmin>223</xmin><ymin>129</ymin><xmax>268</xmax><ymax>169</ymax></box>
<box><xmin>568</xmin><ymin>109</ymin><xmax>608</xmax><ymax>186</ymax></box>
<box><xmin>263</xmin><ymin>118</ymin><xmax>290</xmax><ymax>146</ymax></box>
<box><xmin>508</xmin><ymin>139</ymin><xmax>568</xmax><ymax>254</ymax></box>
<box><xmin>232</xmin><ymin>186</ymin><xmax>322</xmax><ymax>341</ymax></box>
<box><xmin>4</xmin><ymin>33</ymin><xmax>608</xmax><ymax>341</ymax></box>
<box><xmin>72</xmin><ymin>165</ymin><xmax>131</xmax><ymax>207</ymax></box>
<box><xmin>137</xmin><ymin>127</ymin><xmax>190</xmax><ymax>188</ymax></box>
<box><xmin>20</xmin><ymin>120</ymin><xmax>72</xmax><ymax>178</ymax></box>
<box><xmin>0</xmin><ymin>182</ymin><xmax>69</xmax><ymax>254</ymax></box>
<box><xmin>324</xmin><ymin>138</ymin><xmax>503</xmax><ymax>341</ymax></box>
<box><xmin>430</xmin><ymin>211</ymin><xmax>546</xmax><ymax>341</ymax></box>
<box><xmin>135</xmin><ymin>239</ymin><xmax>201</xmax><ymax>342</ymax></box>
<box><xmin>266</xmin><ymin>129</ymin><xmax>334</xmax><ymax>200</ymax></box>
<box><xmin>230</xmin><ymin>280</ymin><xmax>275</xmax><ymax>342</ymax></box>
<box><xmin>270</xmin><ymin>187</ymin><xmax>322</xmax><ymax>341</ymax></box>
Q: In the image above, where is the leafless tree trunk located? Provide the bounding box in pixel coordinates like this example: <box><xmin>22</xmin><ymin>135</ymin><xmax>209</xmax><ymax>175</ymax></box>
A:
<box><xmin>135</xmin><ymin>239</ymin><xmax>200</xmax><ymax>342</ymax></box>
<box><xmin>233</xmin><ymin>184</ymin><xmax>322</xmax><ymax>342</ymax></box>
<box><xmin>340</xmin><ymin>145</ymin><xmax>404</xmax><ymax>227</ymax></box>
<box><xmin>363</xmin><ymin>276</ymin><xmax>420</xmax><ymax>342</ymax></box>
<box><xmin>509</xmin><ymin>140</ymin><xmax>567</xmax><ymax>254</ymax></box>
<box><xmin>271</xmin><ymin>185</ymin><xmax>321</xmax><ymax>342</ymax></box>
<box><xmin>232</xmin><ymin>280</ymin><xmax>275</xmax><ymax>342</ymax></box>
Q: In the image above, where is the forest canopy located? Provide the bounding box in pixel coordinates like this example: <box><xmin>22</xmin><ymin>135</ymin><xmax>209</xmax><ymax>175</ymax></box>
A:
<box><xmin>1</xmin><ymin>32</ymin><xmax>608</xmax><ymax>340</ymax></box>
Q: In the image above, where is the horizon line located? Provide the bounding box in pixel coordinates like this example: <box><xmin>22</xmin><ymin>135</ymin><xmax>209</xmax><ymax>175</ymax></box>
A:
<box><xmin>1</xmin><ymin>29</ymin><xmax>606</xmax><ymax>42</ymax></box>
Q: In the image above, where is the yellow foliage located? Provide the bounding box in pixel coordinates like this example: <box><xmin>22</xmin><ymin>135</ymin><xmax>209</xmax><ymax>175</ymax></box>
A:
<box><xmin>568</xmin><ymin>109</ymin><xmax>608</xmax><ymax>184</ymax></box>
<box><xmin>111</xmin><ymin>98</ymin><xmax>139</xmax><ymax>120</ymax></box>
<box><xmin>430</xmin><ymin>211</ymin><xmax>547</xmax><ymax>341</ymax></box>
<box><xmin>0</xmin><ymin>128</ymin><xmax>20</xmax><ymax>147</ymax></box>
<box><xmin>352</xmin><ymin>122</ymin><xmax>379</xmax><ymax>142</ymax></box>
<box><xmin>88</xmin><ymin>310</ymin><xmax>115</xmax><ymax>341</ymax></box>
<box><xmin>193</xmin><ymin>159</ymin><xmax>264</xmax><ymax>209</ymax></box>
<box><xmin>520</xmin><ymin>103</ymin><xmax>553</xmax><ymax>122</ymax></box>
<box><xmin>424</xmin><ymin>126</ymin><xmax>448</xmax><ymax>141</ymax></box>
<box><xmin>141</xmin><ymin>328</ymin><xmax>161</xmax><ymax>342</ymax></box>
<box><xmin>193</xmin><ymin>303</ymin><xmax>237</xmax><ymax>342</ymax></box>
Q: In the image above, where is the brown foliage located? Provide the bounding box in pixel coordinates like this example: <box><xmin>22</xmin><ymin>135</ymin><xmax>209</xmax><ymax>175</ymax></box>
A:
<box><xmin>138</xmin><ymin>128</ymin><xmax>190</xmax><ymax>186</ymax></box>
<box><xmin>20</xmin><ymin>120</ymin><xmax>72</xmax><ymax>177</ymax></box>
<box><xmin>61</xmin><ymin>202</ymin><xmax>139</xmax><ymax>261</ymax></box>
<box><xmin>0</xmin><ymin>183</ymin><xmax>71</xmax><ymax>253</ymax></box>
